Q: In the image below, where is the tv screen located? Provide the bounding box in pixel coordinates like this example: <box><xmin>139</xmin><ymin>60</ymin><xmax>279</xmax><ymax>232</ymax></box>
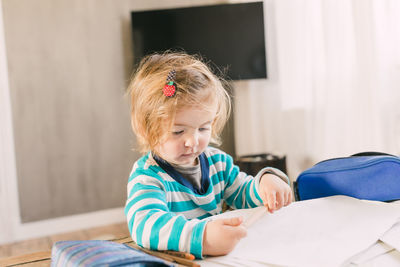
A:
<box><xmin>131</xmin><ymin>2</ymin><xmax>267</xmax><ymax>80</ymax></box>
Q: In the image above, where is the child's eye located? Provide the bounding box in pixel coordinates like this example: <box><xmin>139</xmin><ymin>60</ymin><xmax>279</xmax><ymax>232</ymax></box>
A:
<box><xmin>172</xmin><ymin>130</ymin><xmax>184</xmax><ymax>135</ymax></box>
<box><xmin>199</xmin><ymin>127</ymin><xmax>210</xmax><ymax>132</ymax></box>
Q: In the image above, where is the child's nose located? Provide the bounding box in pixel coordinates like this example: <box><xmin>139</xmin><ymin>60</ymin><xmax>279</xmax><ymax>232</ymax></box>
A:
<box><xmin>185</xmin><ymin>133</ymin><xmax>199</xmax><ymax>148</ymax></box>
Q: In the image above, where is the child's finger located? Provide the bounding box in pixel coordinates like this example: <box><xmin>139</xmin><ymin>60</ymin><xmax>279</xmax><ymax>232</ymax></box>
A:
<box><xmin>222</xmin><ymin>217</ymin><xmax>247</xmax><ymax>238</ymax></box>
<box><xmin>275</xmin><ymin>192</ymin><xmax>284</xmax><ymax>210</ymax></box>
<box><xmin>232</xmin><ymin>225</ymin><xmax>247</xmax><ymax>239</ymax></box>
<box><xmin>222</xmin><ymin>216</ymin><xmax>243</xmax><ymax>226</ymax></box>
<box><xmin>266</xmin><ymin>192</ymin><xmax>276</xmax><ymax>212</ymax></box>
<box><xmin>289</xmin><ymin>190</ymin><xmax>294</xmax><ymax>204</ymax></box>
<box><xmin>285</xmin><ymin>191</ymin><xmax>293</xmax><ymax>206</ymax></box>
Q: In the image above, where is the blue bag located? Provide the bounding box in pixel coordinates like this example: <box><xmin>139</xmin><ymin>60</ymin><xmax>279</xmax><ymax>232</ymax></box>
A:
<box><xmin>294</xmin><ymin>152</ymin><xmax>400</xmax><ymax>202</ymax></box>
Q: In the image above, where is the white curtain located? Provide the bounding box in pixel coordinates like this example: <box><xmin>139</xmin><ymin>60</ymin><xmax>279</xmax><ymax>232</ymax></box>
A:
<box><xmin>233</xmin><ymin>0</ymin><xmax>400</xmax><ymax>180</ymax></box>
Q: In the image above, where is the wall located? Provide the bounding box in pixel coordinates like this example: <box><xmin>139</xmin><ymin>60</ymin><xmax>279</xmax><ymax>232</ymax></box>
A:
<box><xmin>0</xmin><ymin>0</ymin><xmax>242</xmax><ymax>244</ymax></box>
<box><xmin>0</xmin><ymin>0</ymin><xmax>18</xmax><ymax>245</ymax></box>
<box><xmin>2</xmin><ymin>0</ymin><xmax>138</xmax><ymax>223</ymax></box>
<box><xmin>233</xmin><ymin>0</ymin><xmax>400</xmax><ymax>180</ymax></box>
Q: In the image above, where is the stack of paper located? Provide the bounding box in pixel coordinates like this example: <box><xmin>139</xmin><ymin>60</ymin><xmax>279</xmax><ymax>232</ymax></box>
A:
<box><xmin>199</xmin><ymin>196</ymin><xmax>400</xmax><ymax>267</ymax></box>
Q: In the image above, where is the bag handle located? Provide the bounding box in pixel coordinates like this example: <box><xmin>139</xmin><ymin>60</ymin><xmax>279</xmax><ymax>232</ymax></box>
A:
<box><xmin>351</xmin><ymin>151</ymin><xmax>395</xmax><ymax>157</ymax></box>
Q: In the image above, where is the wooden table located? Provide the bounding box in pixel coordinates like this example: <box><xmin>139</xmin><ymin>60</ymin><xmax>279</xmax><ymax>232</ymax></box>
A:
<box><xmin>0</xmin><ymin>237</ymin><xmax>198</xmax><ymax>267</ymax></box>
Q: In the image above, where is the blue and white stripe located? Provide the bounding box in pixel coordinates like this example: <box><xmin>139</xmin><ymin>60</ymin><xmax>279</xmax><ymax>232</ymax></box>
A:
<box><xmin>124</xmin><ymin>147</ymin><xmax>282</xmax><ymax>259</ymax></box>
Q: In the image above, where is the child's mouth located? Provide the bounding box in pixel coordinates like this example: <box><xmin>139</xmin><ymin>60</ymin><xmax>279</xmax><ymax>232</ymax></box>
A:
<box><xmin>182</xmin><ymin>152</ymin><xmax>197</xmax><ymax>158</ymax></box>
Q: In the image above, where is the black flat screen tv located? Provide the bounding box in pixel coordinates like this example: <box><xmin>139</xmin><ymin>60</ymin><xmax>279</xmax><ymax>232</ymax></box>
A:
<box><xmin>131</xmin><ymin>2</ymin><xmax>267</xmax><ymax>80</ymax></box>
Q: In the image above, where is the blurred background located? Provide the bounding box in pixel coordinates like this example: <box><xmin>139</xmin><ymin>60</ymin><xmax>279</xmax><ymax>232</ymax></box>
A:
<box><xmin>1</xmin><ymin>0</ymin><xmax>399</xmax><ymax>248</ymax></box>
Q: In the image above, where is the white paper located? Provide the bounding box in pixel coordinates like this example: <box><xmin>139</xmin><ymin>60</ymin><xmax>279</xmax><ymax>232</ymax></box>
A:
<box><xmin>358</xmin><ymin>249</ymin><xmax>400</xmax><ymax>267</ymax></box>
<box><xmin>199</xmin><ymin>254</ymin><xmax>284</xmax><ymax>267</ymax></box>
<box><xmin>381</xmin><ymin>221</ymin><xmax>400</xmax><ymax>251</ymax></box>
<box><xmin>204</xmin><ymin>196</ymin><xmax>400</xmax><ymax>267</ymax></box>
<box><xmin>347</xmin><ymin>241</ymin><xmax>394</xmax><ymax>265</ymax></box>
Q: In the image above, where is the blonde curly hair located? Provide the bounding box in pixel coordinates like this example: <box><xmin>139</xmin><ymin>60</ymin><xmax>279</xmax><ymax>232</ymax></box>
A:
<box><xmin>128</xmin><ymin>51</ymin><xmax>231</xmax><ymax>154</ymax></box>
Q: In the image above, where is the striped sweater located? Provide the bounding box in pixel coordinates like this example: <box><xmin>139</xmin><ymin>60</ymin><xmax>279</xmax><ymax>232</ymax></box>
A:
<box><xmin>124</xmin><ymin>147</ymin><xmax>286</xmax><ymax>259</ymax></box>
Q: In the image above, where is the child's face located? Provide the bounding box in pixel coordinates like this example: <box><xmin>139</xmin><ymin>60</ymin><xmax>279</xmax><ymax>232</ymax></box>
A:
<box><xmin>156</xmin><ymin>102</ymin><xmax>217</xmax><ymax>166</ymax></box>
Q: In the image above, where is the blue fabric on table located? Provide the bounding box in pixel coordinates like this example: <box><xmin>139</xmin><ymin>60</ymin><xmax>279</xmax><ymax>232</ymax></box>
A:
<box><xmin>51</xmin><ymin>240</ymin><xmax>174</xmax><ymax>267</ymax></box>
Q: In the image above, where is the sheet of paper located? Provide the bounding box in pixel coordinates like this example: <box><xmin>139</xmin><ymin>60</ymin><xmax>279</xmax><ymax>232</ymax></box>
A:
<box><xmin>359</xmin><ymin>249</ymin><xmax>400</xmax><ymax>267</ymax></box>
<box><xmin>346</xmin><ymin>241</ymin><xmax>394</xmax><ymax>265</ymax></box>
<box><xmin>199</xmin><ymin>254</ymin><xmax>284</xmax><ymax>267</ymax></box>
<box><xmin>381</xmin><ymin>221</ymin><xmax>400</xmax><ymax>251</ymax></box>
<box><xmin>199</xmin><ymin>255</ymin><xmax>276</xmax><ymax>267</ymax></box>
<box><xmin>209</xmin><ymin>196</ymin><xmax>400</xmax><ymax>267</ymax></box>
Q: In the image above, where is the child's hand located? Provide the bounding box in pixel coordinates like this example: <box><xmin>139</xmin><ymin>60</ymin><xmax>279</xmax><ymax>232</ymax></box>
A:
<box><xmin>259</xmin><ymin>173</ymin><xmax>293</xmax><ymax>213</ymax></box>
<box><xmin>202</xmin><ymin>217</ymin><xmax>247</xmax><ymax>256</ymax></box>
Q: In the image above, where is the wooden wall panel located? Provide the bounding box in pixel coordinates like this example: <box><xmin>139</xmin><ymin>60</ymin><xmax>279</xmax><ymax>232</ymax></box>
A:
<box><xmin>2</xmin><ymin>0</ymin><xmax>140</xmax><ymax>222</ymax></box>
<box><xmin>2</xmin><ymin>0</ymin><xmax>236</xmax><ymax>223</ymax></box>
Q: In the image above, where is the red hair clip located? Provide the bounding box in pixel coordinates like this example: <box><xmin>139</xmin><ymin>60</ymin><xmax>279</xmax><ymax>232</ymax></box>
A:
<box><xmin>163</xmin><ymin>69</ymin><xmax>177</xmax><ymax>97</ymax></box>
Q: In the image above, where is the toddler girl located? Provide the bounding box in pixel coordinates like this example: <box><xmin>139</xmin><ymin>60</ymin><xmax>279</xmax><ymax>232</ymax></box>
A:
<box><xmin>125</xmin><ymin>52</ymin><xmax>292</xmax><ymax>259</ymax></box>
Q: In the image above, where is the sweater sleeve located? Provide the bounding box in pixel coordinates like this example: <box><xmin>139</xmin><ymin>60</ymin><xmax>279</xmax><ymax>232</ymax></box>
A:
<box><xmin>218</xmin><ymin>151</ymin><xmax>264</xmax><ymax>209</ymax></box>
<box><xmin>220</xmin><ymin>151</ymin><xmax>290</xmax><ymax>209</ymax></box>
<box><xmin>124</xmin><ymin>163</ymin><xmax>207</xmax><ymax>259</ymax></box>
